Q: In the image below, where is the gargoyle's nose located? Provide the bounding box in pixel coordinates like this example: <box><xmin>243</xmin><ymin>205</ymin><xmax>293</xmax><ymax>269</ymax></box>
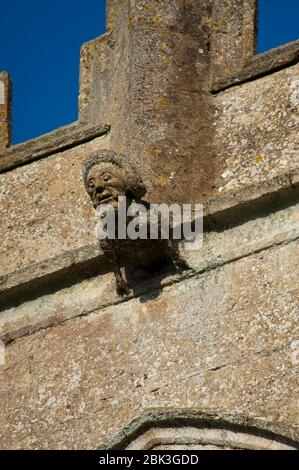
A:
<box><xmin>96</xmin><ymin>185</ymin><xmax>104</xmax><ymax>194</ymax></box>
<box><xmin>95</xmin><ymin>177</ymin><xmax>105</xmax><ymax>193</ymax></box>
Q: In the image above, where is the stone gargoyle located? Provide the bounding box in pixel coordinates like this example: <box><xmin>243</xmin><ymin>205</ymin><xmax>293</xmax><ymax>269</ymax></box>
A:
<box><xmin>83</xmin><ymin>150</ymin><xmax>188</xmax><ymax>296</ymax></box>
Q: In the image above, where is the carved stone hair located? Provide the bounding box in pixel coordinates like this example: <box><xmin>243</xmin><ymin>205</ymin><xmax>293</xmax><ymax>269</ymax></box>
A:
<box><xmin>82</xmin><ymin>150</ymin><xmax>147</xmax><ymax>200</ymax></box>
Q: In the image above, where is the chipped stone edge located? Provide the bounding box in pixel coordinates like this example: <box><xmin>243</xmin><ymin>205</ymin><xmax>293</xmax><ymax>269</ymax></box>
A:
<box><xmin>100</xmin><ymin>408</ymin><xmax>299</xmax><ymax>450</ymax></box>
<box><xmin>0</xmin><ymin>122</ymin><xmax>111</xmax><ymax>174</ymax></box>
<box><xmin>212</xmin><ymin>39</ymin><xmax>299</xmax><ymax>93</ymax></box>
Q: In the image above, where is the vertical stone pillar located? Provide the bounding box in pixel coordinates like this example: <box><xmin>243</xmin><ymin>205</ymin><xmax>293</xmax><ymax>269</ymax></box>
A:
<box><xmin>80</xmin><ymin>1</ymin><xmax>257</xmax><ymax>204</ymax></box>
<box><xmin>0</xmin><ymin>72</ymin><xmax>12</xmax><ymax>149</ymax></box>
<box><xmin>210</xmin><ymin>0</ymin><xmax>257</xmax><ymax>86</ymax></box>
<box><xmin>105</xmin><ymin>0</ymin><xmax>217</xmax><ymax>204</ymax></box>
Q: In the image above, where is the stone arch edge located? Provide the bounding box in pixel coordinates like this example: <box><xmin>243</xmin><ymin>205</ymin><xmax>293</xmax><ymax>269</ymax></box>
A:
<box><xmin>100</xmin><ymin>408</ymin><xmax>299</xmax><ymax>450</ymax></box>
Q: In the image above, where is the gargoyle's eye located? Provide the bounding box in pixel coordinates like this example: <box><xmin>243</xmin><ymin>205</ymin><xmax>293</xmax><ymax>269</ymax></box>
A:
<box><xmin>103</xmin><ymin>173</ymin><xmax>111</xmax><ymax>182</ymax></box>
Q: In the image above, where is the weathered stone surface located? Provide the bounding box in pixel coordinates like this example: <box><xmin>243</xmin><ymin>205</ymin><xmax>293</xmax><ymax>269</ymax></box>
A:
<box><xmin>1</xmin><ymin>196</ymin><xmax>298</xmax><ymax>343</ymax></box>
<box><xmin>214</xmin><ymin>64</ymin><xmax>299</xmax><ymax>193</ymax></box>
<box><xmin>0</xmin><ymin>122</ymin><xmax>110</xmax><ymax>173</ymax></box>
<box><xmin>210</xmin><ymin>0</ymin><xmax>257</xmax><ymax>86</ymax></box>
<box><xmin>104</xmin><ymin>409</ymin><xmax>299</xmax><ymax>450</ymax></box>
<box><xmin>0</xmin><ymin>0</ymin><xmax>298</xmax><ymax>450</ymax></box>
<box><xmin>0</xmin><ymin>234</ymin><xmax>298</xmax><ymax>449</ymax></box>
<box><xmin>0</xmin><ymin>1</ymin><xmax>297</xmax><ymax>286</ymax></box>
<box><xmin>0</xmin><ymin>135</ymin><xmax>110</xmax><ymax>278</ymax></box>
<box><xmin>0</xmin><ymin>160</ymin><xmax>298</xmax><ymax>304</ymax></box>
<box><xmin>124</xmin><ymin>422</ymin><xmax>297</xmax><ymax>450</ymax></box>
<box><xmin>0</xmin><ymin>72</ymin><xmax>12</xmax><ymax>148</ymax></box>
<box><xmin>0</xmin><ymin>67</ymin><xmax>298</xmax><ymax>281</ymax></box>
<box><xmin>79</xmin><ymin>34</ymin><xmax>113</xmax><ymax>125</ymax></box>
<box><xmin>213</xmin><ymin>39</ymin><xmax>299</xmax><ymax>92</ymax></box>
<box><xmin>103</xmin><ymin>0</ymin><xmax>217</xmax><ymax>204</ymax></box>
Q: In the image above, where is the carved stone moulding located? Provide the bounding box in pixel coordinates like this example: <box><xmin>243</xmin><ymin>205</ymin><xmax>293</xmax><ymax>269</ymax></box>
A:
<box><xmin>102</xmin><ymin>410</ymin><xmax>299</xmax><ymax>451</ymax></box>
<box><xmin>125</xmin><ymin>426</ymin><xmax>296</xmax><ymax>451</ymax></box>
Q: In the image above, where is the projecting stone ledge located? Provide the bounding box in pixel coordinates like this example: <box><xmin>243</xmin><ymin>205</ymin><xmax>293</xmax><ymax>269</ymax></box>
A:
<box><xmin>0</xmin><ymin>163</ymin><xmax>298</xmax><ymax>302</ymax></box>
<box><xmin>212</xmin><ymin>39</ymin><xmax>299</xmax><ymax>92</ymax></box>
<box><xmin>1</xmin><ymin>189</ymin><xmax>298</xmax><ymax>344</ymax></box>
<box><xmin>0</xmin><ymin>122</ymin><xmax>110</xmax><ymax>173</ymax></box>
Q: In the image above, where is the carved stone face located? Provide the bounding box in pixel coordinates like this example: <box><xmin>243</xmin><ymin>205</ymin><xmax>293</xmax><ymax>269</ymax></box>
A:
<box><xmin>86</xmin><ymin>162</ymin><xmax>127</xmax><ymax>209</ymax></box>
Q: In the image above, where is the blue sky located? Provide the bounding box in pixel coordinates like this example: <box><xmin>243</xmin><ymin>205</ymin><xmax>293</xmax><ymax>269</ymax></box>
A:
<box><xmin>258</xmin><ymin>0</ymin><xmax>299</xmax><ymax>52</ymax></box>
<box><xmin>0</xmin><ymin>0</ymin><xmax>298</xmax><ymax>144</ymax></box>
<box><xmin>0</xmin><ymin>1</ymin><xmax>106</xmax><ymax>144</ymax></box>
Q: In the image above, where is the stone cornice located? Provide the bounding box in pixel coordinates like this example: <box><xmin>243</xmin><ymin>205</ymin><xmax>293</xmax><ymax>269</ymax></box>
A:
<box><xmin>0</xmin><ymin>122</ymin><xmax>110</xmax><ymax>174</ymax></box>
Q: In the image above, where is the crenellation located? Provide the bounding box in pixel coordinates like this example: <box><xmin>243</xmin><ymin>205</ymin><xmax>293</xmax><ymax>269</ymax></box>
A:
<box><xmin>0</xmin><ymin>79</ymin><xmax>5</xmax><ymax>104</ymax></box>
<box><xmin>0</xmin><ymin>71</ymin><xmax>12</xmax><ymax>149</ymax></box>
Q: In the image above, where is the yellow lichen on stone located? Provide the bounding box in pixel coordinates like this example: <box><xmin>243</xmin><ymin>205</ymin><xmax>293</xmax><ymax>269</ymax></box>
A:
<box><xmin>255</xmin><ymin>156</ymin><xmax>264</xmax><ymax>164</ymax></box>
<box><xmin>128</xmin><ymin>16</ymin><xmax>137</xmax><ymax>30</ymax></box>
<box><xmin>158</xmin><ymin>97</ymin><xmax>171</xmax><ymax>106</ymax></box>
<box><xmin>150</xmin><ymin>148</ymin><xmax>162</xmax><ymax>157</ymax></box>
<box><xmin>155</xmin><ymin>175</ymin><xmax>169</xmax><ymax>187</ymax></box>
